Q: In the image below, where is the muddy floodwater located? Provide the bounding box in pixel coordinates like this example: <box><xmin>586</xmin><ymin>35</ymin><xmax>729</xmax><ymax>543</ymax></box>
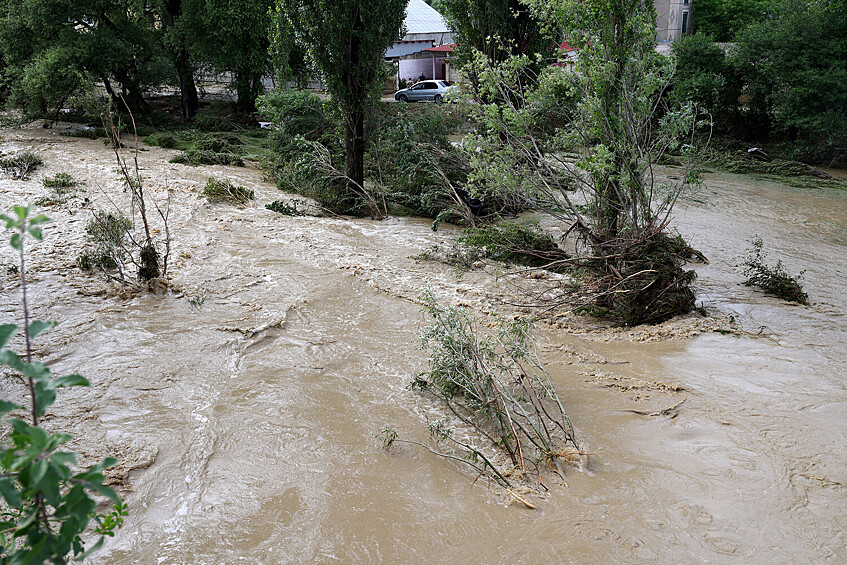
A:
<box><xmin>1</xmin><ymin>125</ymin><xmax>846</xmax><ymax>563</ymax></box>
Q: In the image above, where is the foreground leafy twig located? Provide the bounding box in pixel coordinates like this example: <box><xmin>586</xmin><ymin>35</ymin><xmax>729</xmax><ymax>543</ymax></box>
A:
<box><xmin>0</xmin><ymin>205</ymin><xmax>125</xmax><ymax>561</ymax></box>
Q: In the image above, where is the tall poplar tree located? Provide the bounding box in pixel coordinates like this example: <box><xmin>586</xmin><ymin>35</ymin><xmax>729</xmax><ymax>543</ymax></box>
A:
<box><xmin>276</xmin><ymin>0</ymin><xmax>406</xmax><ymax>199</ymax></box>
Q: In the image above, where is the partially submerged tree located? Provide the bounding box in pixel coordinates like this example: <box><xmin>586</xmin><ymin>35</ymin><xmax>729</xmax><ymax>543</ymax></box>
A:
<box><xmin>461</xmin><ymin>0</ymin><xmax>706</xmax><ymax>324</ymax></box>
<box><xmin>275</xmin><ymin>0</ymin><xmax>406</xmax><ymax>210</ymax></box>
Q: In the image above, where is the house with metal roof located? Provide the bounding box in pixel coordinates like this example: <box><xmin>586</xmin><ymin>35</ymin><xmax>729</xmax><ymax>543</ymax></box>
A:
<box><xmin>385</xmin><ymin>0</ymin><xmax>453</xmax><ymax>84</ymax></box>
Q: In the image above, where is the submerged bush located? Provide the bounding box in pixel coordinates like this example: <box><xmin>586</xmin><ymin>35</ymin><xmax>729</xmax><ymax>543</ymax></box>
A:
<box><xmin>201</xmin><ymin>177</ymin><xmax>254</xmax><ymax>205</ymax></box>
<box><xmin>0</xmin><ymin>151</ymin><xmax>43</xmax><ymax>179</ymax></box>
<box><xmin>42</xmin><ymin>172</ymin><xmax>78</xmax><ymax>189</ymax></box>
<box><xmin>459</xmin><ymin>222</ymin><xmax>566</xmax><ymax>268</ymax></box>
<box><xmin>266</xmin><ymin>200</ymin><xmax>307</xmax><ymax>216</ymax></box>
<box><xmin>381</xmin><ymin>291</ymin><xmax>580</xmax><ymax>493</ymax></box>
<box><xmin>170</xmin><ymin>149</ymin><xmax>244</xmax><ymax>167</ymax></box>
<box><xmin>593</xmin><ymin>233</ymin><xmax>700</xmax><ymax>325</ymax></box>
<box><xmin>743</xmin><ymin>236</ymin><xmax>808</xmax><ymax>304</ymax></box>
<box><xmin>77</xmin><ymin>210</ymin><xmax>131</xmax><ymax>272</ymax></box>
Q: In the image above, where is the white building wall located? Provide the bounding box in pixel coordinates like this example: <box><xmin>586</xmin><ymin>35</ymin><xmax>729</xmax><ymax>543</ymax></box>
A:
<box><xmin>399</xmin><ymin>57</ymin><xmax>447</xmax><ymax>81</ymax></box>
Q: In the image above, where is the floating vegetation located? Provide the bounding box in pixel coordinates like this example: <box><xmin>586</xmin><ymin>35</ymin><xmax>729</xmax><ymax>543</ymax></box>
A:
<box><xmin>743</xmin><ymin>236</ymin><xmax>808</xmax><ymax>304</ymax></box>
<box><xmin>201</xmin><ymin>178</ymin><xmax>254</xmax><ymax>205</ymax></box>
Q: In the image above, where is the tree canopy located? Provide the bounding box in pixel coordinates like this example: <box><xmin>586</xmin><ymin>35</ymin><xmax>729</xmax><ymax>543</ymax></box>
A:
<box><xmin>275</xmin><ymin>0</ymin><xmax>406</xmax><ymax>206</ymax></box>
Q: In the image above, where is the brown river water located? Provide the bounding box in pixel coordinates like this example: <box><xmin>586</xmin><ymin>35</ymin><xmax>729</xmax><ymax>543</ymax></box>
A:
<box><xmin>1</xmin><ymin>125</ymin><xmax>845</xmax><ymax>563</ymax></box>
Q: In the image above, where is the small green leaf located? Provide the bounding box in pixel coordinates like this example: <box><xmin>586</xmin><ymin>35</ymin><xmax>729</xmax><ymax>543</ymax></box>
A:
<box><xmin>29</xmin><ymin>459</ymin><xmax>49</xmax><ymax>485</ymax></box>
<box><xmin>0</xmin><ymin>400</ymin><xmax>20</xmax><ymax>414</ymax></box>
<box><xmin>10</xmin><ymin>233</ymin><xmax>21</xmax><ymax>250</ymax></box>
<box><xmin>50</xmin><ymin>451</ymin><xmax>78</xmax><ymax>467</ymax></box>
<box><xmin>0</xmin><ymin>478</ymin><xmax>21</xmax><ymax>507</ymax></box>
<box><xmin>0</xmin><ymin>324</ymin><xmax>17</xmax><ymax>348</ymax></box>
<box><xmin>33</xmin><ymin>384</ymin><xmax>56</xmax><ymax>419</ymax></box>
<box><xmin>13</xmin><ymin>205</ymin><xmax>29</xmax><ymax>221</ymax></box>
<box><xmin>83</xmin><ymin>481</ymin><xmax>118</xmax><ymax>503</ymax></box>
<box><xmin>28</xmin><ymin>214</ymin><xmax>50</xmax><ymax>226</ymax></box>
<box><xmin>53</xmin><ymin>374</ymin><xmax>89</xmax><ymax>388</ymax></box>
<box><xmin>28</xmin><ymin>320</ymin><xmax>56</xmax><ymax>339</ymax></box>
<box><xmin>27</xmin><ymin>227</ymin><xmax>42</xmax><ymax>240</ymax></box>
<box><xmin>0</xmin><ymin>213</ymin><xmax>14</xmax><ymax>227</ymax></box>
<box><xmin>0</xmin><ymin>349</ymin><xmax>24</xmax><ymax>371</ymax></box>
<box><xmin>22</xmin><ymin>361</ymin><xmax>51</xmax><ymax>381</ymax></box>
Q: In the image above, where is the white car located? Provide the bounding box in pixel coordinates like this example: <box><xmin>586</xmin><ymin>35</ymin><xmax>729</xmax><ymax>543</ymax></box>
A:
<box><xmin>394</xmin><ymin>80</ymin><xmax>453</xmax><ymax>103</ymax></box>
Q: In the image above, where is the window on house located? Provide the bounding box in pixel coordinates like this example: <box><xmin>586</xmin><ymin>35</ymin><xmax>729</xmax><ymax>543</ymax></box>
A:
<box><xmin>681</xmin><ymin>10</ymin><xmax>689</xmax><ymax>34</ymax></box>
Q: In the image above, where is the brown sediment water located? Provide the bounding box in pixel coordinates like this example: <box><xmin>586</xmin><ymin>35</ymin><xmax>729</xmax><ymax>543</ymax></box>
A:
<box><xmin>1</xmin><ymin>126</ymin><xmax>845</xmax><ymax>563</ymax></box>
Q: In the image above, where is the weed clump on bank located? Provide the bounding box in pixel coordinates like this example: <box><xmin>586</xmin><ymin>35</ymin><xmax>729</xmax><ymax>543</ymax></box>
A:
<box><xmin>742</xmin><ymin>236</ymin><xmax>808</xmax><ymax>304</ymax></box>
<box><xmin>201</xmin><ymin>178</ymin><xmax>254</xmax><ymax>205</ymax></box>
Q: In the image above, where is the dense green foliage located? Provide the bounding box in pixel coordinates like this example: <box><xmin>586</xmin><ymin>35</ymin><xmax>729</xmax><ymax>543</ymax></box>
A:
<box><xmin>671</xmin><ymin>0</ymin><xmax>847</xmax><ymax>163</ymax></box>
<box><xmin>183</xmin><ymin>0</ymin><xmax>273</xmax><ymax>112</ymax></box>
<box><xmin>275</xmin><ymin>0</ymin><xmax>406</xmax><ymax>207</ymax></box>
<box><xmin>440</xmin><ymin>0</ymin><xmax>555</xmax><ymax>96</ymax></box>
<box><xmin>733</xmin><ymin>0</ymin><xmax>847</xmax><ymax>162</ymax></box>
<box><xmin>693</xmin><ymin>0</ymin><xmax>771</xmax><ymax>41</ymax></box>
<box><xmin>458</xmin><ymin>222</ymin><xmax>565</xmax><ymax>268</ymax></box>
<box><xmin>670</xmin><ymin>33</ymin><xmax>742</xmax><ymax>130</ymax></box>
<box><xmin>0</xmin><ymin>0</ymin><xmax>171</xmax><ymax>116</ymax></box>
<box><xmin>1</xmin><ymin>205</ymin><xmax>125</xmax><ymax>563</ymax></box>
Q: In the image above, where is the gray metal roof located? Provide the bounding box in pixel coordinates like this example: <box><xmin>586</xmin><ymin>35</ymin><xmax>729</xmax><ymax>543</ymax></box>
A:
<box><xmin>404</xmin><ymin>0</ymin><xmax>449</xmax><ymax>36</ymax></box>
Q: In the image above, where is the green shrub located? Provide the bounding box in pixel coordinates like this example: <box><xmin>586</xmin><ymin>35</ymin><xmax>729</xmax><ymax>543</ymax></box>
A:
<box><xmin>42</xmin><ymin>173</ymin><xmax>78</xmax><ymax>189</ymax></box>
<box><xmin>0</xmin><ymin>204</ymin><xmax>125</xmax><ymax>561</ymax></box>
<box><xmin>144</xmin><ymin>132</ymin><xmax>180</xmax><ymax>149</ymax></box>
<box><xmin>170</xmin><ymin>149</ymin><xmax>244</xmax><ymax>167</ymax></box>
<box><xmin>742</xmin><ymin>236</ymin><xmax>808</xmax><ymax>304</ymax></box>
<box><xmin>258</xmin><ymin>89</ymin><xmax>332</xmax><ymax>140</ymax></box>
<box><xmin>201</xmin><ymin>178</ymin><xmax>254</xmax><ymax>205</ymax></box>
<box><xmin>0</xmin><ymin>151</ymin><xmax>44</xmax><ymax>180</ymax></box>
<box><xmin>458</xmin><ymin>222</ymin><xmax>566</xmax><ymax>268</ymax></box>
<box><xmin>194</xmin><ymin>113</ymin><xmax>238</xmax><ymax>132</ymax></box>
<box><xmin>37</xmin><ymin>173</ymin><xmax>84</xmax><ymax>207</ymax></box>
<box><xmin>77</xmin><ymin>210</ymin><xmax>131</xmax><ymax>271</ymax></box>
<box><xmin>380</xmin><ymin>291</ymin><xmax>579</xmax><ymax>490</ymax></box>
<box><xmin>266</xmin><ymin>200</ymin><xmax>307</xmax><ymax>216</ymax></box>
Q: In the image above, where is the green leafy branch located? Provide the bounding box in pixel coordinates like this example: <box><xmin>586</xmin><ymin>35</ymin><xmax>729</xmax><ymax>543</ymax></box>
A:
<box><xmin>0</xmin><ymin>204</ymin><xmax>124</xmax><ymax>563</ymax></box>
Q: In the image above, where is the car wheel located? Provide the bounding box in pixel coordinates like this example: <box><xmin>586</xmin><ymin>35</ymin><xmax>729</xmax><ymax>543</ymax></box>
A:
<box><xmin>434</xmin><ymin>94</ymin><xmax>444</xmax><ymax>104</ymax></box>
<box><xmin>399</xmin><ymin>94</ymin><xmax>409</xmax><ymax>103</ymax></box>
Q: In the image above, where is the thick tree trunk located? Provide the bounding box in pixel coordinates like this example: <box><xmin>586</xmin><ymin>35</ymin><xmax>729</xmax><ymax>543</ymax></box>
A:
<box><xmin>176</xmin><ymin>48</ymin><xmax>198</xmax><ymax>120</ymax></box>
<box><xmin>345</xmin><ymin>108</ymin><xmax>366</xmax><ymax>192</ymax></box>
<box><xmin>234</xmin><ymin>71</ymin><xmax>259</xmax><ymax>114</ymax></box>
